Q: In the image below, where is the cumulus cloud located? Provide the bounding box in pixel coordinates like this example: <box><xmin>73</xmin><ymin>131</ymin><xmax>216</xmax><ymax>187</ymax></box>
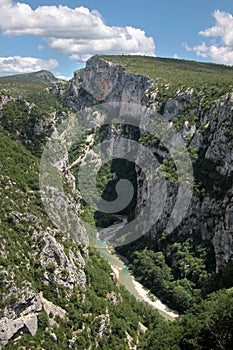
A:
<box><xmin>0</xmin><ymin>0</ymin><xmax>155</xmax><ymax>61</ymax></box>
<box><xmin>199</xmin><ymin>10</ymin><xmax>233</xmax><ymax>46</ymax></box>
<box><xmin>0</xmin><ymin>56</ymin><xmax>58</xmax><ymax>75</ymax></box>
<box><xmin>184</xmin><ymin>10</ymin><xmax>233</xmax><ymax>65</ymax></box>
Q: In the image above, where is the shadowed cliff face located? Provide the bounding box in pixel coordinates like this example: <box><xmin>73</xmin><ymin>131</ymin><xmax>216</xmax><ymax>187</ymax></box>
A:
<box><xmin>137</xmin><ymin>93</ymin><xmax>233</xmax><ymax>273</ymax></box>
<box><xmin>66</xmin><ymin>55</ymin><xmax>233</xmax><ymax>273</ymax></box>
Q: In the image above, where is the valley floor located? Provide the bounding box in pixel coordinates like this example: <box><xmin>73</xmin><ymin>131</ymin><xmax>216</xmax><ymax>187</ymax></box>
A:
<box><xmin>97</xmin><ymin>239</ymin><xmax>179</xmax><ymax>320</ymax></box>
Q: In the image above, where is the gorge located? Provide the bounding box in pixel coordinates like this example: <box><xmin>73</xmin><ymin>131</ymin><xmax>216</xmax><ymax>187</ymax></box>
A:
<box><xmin>0</xmin><ymin>55</ymin><xmax>233</xmax><ymax>349</ymax></box>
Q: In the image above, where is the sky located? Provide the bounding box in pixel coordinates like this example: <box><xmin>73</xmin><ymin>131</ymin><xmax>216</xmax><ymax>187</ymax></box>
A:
<box><xmin>0</xmin><ymin>0</ymin><xmax>233</xmax><ymax>78</ymax></box>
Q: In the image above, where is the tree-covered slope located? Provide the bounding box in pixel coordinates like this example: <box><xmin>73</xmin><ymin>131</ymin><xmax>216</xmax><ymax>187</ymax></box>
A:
<box><xmin>100</xmin><ymin>54</ymin><xmax>233</xmax><ymax>90</ymax></box>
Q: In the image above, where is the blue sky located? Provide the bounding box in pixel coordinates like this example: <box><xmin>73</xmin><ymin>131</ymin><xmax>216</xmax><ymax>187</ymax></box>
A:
<box><xmin>0</xmin><ymin>0</ymin><xmax>233</xmax><ymax>78</ymax></box>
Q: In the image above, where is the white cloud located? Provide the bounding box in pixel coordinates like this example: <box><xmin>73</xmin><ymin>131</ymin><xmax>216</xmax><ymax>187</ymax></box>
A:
<box><xmin>199</xmin><ymin>10</ymin><xmax>233</xmax><ymax>46</ymax></box>
<box><xmin>0</xmin><ymin>56</ymin><xmax>58</xmax><ymax>75</ymax></box>
<box><xmin>0</xmin><ymin>0</ymin><xmax>155</xmax><ymax>61</ymax></box>
<box><xmin>37</xmin><ymin>45</ymin><xmax>44</xmax><ymax>51</ymax></box>
<box><xmin>54</xmin><ymin>72</ymin><xmax>72</xmax><ymax>81</ymax></box>
<box><xmin>184</xmin><ymin>10</ymin><xmax>233</xmax><ymax>65</ymax></box>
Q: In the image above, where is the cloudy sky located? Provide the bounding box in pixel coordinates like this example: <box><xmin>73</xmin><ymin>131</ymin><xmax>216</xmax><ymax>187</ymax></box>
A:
<box><xmin>0</xmin><ymin>0</ymin><xmax>233</xmax><ymax>78</ymax></box>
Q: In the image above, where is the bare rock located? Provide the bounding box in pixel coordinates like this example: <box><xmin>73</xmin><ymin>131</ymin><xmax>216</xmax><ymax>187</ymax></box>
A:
<box><xmin>0</xmin><ymin>314</ymin><xmax>37</xmax><ymax>346</ymax></box>
<box><xmin>163</xmin><ymin>91</ymin><xmax>193</xmax><ymax>121</ymax></box>
<box><xmin>40</xmin><ymin>233</ymin><xmax>86</xmax><ymax>290</ymax></box>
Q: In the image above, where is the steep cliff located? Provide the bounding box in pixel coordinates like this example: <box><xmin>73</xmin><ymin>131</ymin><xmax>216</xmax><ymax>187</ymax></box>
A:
<box><xmin>65</xmin><ymin>55</ymin><xmax>233</xmax><ymax>273</ymax></box>
<box><xmin>67</xmin><ymin>56</ymin><xmax>152</xmax><ymax>110</ymax></box>
<box><xmin>138</xmin><ymin>88</ymin><xmax>233</xmax><ymax>273</ymax></box>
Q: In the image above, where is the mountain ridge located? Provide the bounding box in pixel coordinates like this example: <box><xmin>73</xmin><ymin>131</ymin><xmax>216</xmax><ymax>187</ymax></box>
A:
<box><xmin>1</xmin><ymin>54</ymin><xmax>233</xmax><ymax>86</ymax></box>
<box><xmin>0</xmin><ymin>69</ymin><xmax>59</xmax><ymax>85</ymax></box>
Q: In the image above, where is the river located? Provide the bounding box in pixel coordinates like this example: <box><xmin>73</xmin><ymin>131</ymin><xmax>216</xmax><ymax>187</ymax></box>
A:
<box><xmin>96</xmin><ymin>236</ymin><xmax>178</xmax><ymax>321</ymax></box>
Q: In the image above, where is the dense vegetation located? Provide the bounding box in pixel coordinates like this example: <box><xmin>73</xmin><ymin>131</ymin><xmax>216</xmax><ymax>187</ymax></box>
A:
<box><xmin>100</xmin><ymin>54</ymin><xmax>233</xmax><ymax>91</ymax></box>
<box><xmin>139</xmin><ymin>288</ymin><xmax>233</xmax><ymax>350</ymax></box>
<box><xmin>116</xmin><ymin>232</ymin><xmax>218</xmax><ymax>313</ymax></box>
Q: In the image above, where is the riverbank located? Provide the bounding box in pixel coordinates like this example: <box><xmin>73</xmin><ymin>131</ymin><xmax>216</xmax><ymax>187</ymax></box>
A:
<box><xmin>96</xmin><ymin>235</ymin><xmax>179</xmax><ymax>320</ymax></box>
<box><xmin>109</xmin><ymin>259</ymin><xmax>179</xmax><ymax>320</ymax></box>
<box><xmin>131</xmin><ymin>279</ymin><xmax>179</xmax><ymax>319</ymax></box>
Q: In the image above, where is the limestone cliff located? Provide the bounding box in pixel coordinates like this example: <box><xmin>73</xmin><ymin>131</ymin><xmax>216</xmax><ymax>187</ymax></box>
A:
<box><xmin>65</xmin><ymin>55</ymin><xmax>233</xmax><ymax>273</ymax></box>
<box><xmin>139</xmin><ymin>91</ymin><xmax>233</xmax><ymax>272</ymax></box>
<box><xmin>67</xmin><ymin>56</ymin><xmax>152</xmax><ymax>110</ymax></box>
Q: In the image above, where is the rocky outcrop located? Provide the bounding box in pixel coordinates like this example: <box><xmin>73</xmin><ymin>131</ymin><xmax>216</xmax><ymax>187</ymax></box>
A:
<box><xmin>0</xmin><ymin>290</ymin><xmax>41</xmax><ymax>346</ymax></box>
<box><xmin>67</xmin><ymin>56</ymin><xmax>152</xmax><ymax>111</ymax></box>
<box><xmin>39</xmin><ymin>292</ymin><xmax>66</xmax><ymax>327</ymax></box>
<box><xmin>0</xmin><ymin>95</ymin><xmax>16</xmax><ymax>118</ymax></box>
<box><xmin>95</xmin><ymin>308</ymin><xmax>111</xmax><ymax>348</ymax></box>
<box><xmin>40</xmin><ymin>233</ymin><xmax>86</xmax><ymax>290</ymax></box>
<box><xmin>32</xmin><ymin>70</ymin><xmax>58</xmax><ymax>85</ymax></box>
<box><xmin>163</xmin><ymin>90</ymin><xmax>193</xmax><ymax>121</ymax></box>
<box><xmin>0</xmin><ymin>314</ymin><xmax>38</xmax><ymax>346</ymax></box>
<box><xmin>0</xmin><ymin>291</ymin><xmax>67</xmax><ymax>346</ymax></box>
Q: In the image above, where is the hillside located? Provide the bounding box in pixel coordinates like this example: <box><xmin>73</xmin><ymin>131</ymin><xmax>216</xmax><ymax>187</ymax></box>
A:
<box><xmin>0</xmin><ymin>55</ymin><xmax>233</xmax><ymax>349</ymax></box>
<box><xmin>100</xmin><ymin>54</ymin><xmax>233</xmax><ymax>89</ymax></box>
<box><xmin>0</xmin><ymin>70</ymin><xmax>58</xmax><ymax>85</ymax></box>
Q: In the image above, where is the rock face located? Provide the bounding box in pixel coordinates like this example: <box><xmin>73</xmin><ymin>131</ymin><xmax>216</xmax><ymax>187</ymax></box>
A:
<box><xmin>39</xmin><ymin>292</ymin><xmax>66</xmax><ymax>318</ymax></box>
<box><xmin>138</xmin><ymin>92</ymin><xmax>233</xmax><ymax>272</ymax></box>
<box><xmin>0</xmin><ymin>314</ymin><xmax>38</xmax><ymax>345</ymax></box>
<box><xmin>32</xmin><ymin>70</ymin><xmax>58</xmax><ymax>84</ymax></box>
<box><xmin>163</xmin><ymin>90</ymin><xmax>193</xmax><ymax>121</ymax></box>
<box><xmin>40</xmin><ymin>233</ymin><xmax>86</xmax><ymax>290</ymax></box>
<box><xmin>0</xmin><ymin>290</ymin><xmax>41</xmax><ymax>346</ymax></box>
<box><xmin>65</xmin><ymin>55</ymin><xmax>233</xmax><ymax>273</ymax></box>
<box><xmin>67</xmin><ymin>56</ymin><xmax>152</xmax><ymax>111</ymax></box>
<box><xmin>0</xmin><ymin>291</ymin><xmax>67</xmax><ymax>346</ymax></box>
